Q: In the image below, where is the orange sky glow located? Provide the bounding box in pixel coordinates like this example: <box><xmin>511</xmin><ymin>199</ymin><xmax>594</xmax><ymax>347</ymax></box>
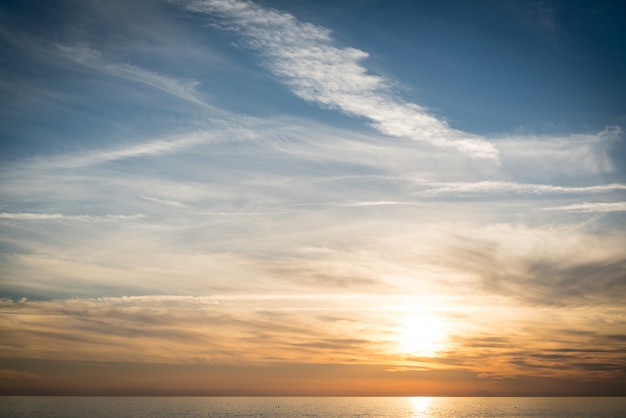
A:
<box><xmin>1</xmin><ymin>291</ymin><xmax>625</xmax><ymax>395</ymax></box>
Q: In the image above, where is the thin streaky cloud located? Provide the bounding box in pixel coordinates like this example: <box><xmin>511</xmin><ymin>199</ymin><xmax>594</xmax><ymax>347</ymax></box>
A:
<box><xmin>420</xmin><ymin>181</ymin><xmax>626</xmax><ymax>195</ymax></box>
<box><xmin>0</xmin><ymin>370</ymin><xmax>46</xmax><ymax>381</ymax></box>
<box><xmin>541</xmin><ymin>202</ymin><xmax>626</xmax><ymax>213</ymax></box>
<box><xmin>0</xmin><ymin>213</ymin><xmax>145</xmax><ymax>221</ymax></box>
<box><xmin>182</xmin><ymin>0</ymin><xmax>499</xmax><ymax>159</ymax></box>
<box><xmin>91</xmin><ymin>294</ymin><xmax>457</xmax><ymax>304</ymax></box>
<box><xmin>35</xmin><ymin>132</ymin><xmax>214</xmax><ymax>168</ymax></box>
<box><xmin>56</xmin><ymin>44</ymin><xmax>210</xmax><ymax>109</ymax></box>
<box><xmin>341</xmin><ymin>201</ymin><xmax>419</xmax><ymax>207</ymax></box>
<box><xmin>0</xmin><ymin>295</ymin><xmax>509</xmax><ymax>312</ymax></box>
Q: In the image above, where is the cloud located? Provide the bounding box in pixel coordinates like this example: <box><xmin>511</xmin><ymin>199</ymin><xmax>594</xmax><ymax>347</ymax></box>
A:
<box><xmin>56</xmin><ymin>133</ymin><xmax>211</xmax><ymax>168</ymax></box>
<box><xmin>56</xmin><ymin>44</ymin><xmax>209</xmax><ymax>108</ymax></box>
<box><xmin>531</xmin><ymin>0</ymin><xmax>559</xmax><ymax>33</ymax></box>
<box><xmin>0</xmin><ymin>21</ymin><xmax>213</xmax><ymax>111</ymax></box>
<box><xmin>5</xmin><ymin>131</ymin><xmax>222</xmax><ymax>171</ymax></box>
<box><xmin>0</xmin><ymin>296</ymin><xmax>390</xmax><ymax>365</ymax></box>
<box><xmin>541</xmin><ymin>202</ymin><xmax>626</xmax><ymax>213</ymax></box>
<box><xmin>1</xmin><ymin>293</ymin><xmax>624</xmax><ymax>386</ymax></box>
<box><xmin>497</xmin><ymin>127</ymin><xmax>622</xmax><ymax>181</ymax></box>
<box><xmin>91</xmin><ymin>293</ymin><xmax>455</xmax><ymax>306</ymax></box>
<box><xmin>0</xmin><ymin>213</ymin><xmax>144</xmax><ymax>221</ymax></box>
<box><xmin>0</xmin><ymin>369</ymin><xmax>46</xmax><ymax>381</ymax></box>
<box><xmin>498</xmin><ymin>0</ymin><xmax>560</xmax><ymax>35</ymax></box>
<box><xmin>441</xmin><ymin>224</ymin><xmax>626</xmax><ymax>306</ymax></box>
<box><xmin>181</xmin><ymin>0</ymin><xmax>499</xmax><ymax>159</ymax></box>
<box><xmin>420</xmin><ymin>181</ymin><xmax>626</xmax><ymax>196</ymax></box>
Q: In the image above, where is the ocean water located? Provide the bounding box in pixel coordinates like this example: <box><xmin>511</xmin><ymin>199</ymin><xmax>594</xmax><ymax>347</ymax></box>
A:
<box><xmin>1</xmin><ymin>396</ymin><xmax>625</xmax><ymax>417</ymax></box>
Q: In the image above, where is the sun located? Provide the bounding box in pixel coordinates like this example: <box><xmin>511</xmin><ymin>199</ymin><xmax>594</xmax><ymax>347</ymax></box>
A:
<box><xmin>397</xmin><ymin>314</ymin><xmax>447</xmax><ymax>356</ymax></box>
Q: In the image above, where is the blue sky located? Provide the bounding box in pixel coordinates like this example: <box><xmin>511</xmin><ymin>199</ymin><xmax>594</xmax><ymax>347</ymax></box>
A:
<box><xmin>0</xmin><ymin>0</ymin><xmax>625</xmax><ymax>395</ymax></box>
<box><xmin>2</xmin><ymin>0</ymin><xmax>626</xmax><ymax>152</ymax></box>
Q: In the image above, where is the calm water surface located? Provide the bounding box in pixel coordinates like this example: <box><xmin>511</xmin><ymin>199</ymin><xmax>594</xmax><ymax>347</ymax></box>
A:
<box><xmin>1</xmin><ymin>396</ymin><xmax>625</xmax><ymax>417</ymax></box>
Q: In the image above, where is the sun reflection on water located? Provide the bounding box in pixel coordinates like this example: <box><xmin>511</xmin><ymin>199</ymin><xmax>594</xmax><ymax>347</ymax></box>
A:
<box><xmin>410</xmin><ymin>396</ymin><xmax>432</xmax><ymax>416</ymax></box>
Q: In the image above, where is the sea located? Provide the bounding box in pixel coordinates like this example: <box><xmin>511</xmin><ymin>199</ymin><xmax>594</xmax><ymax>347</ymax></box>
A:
<box><xmin>1</xmin><ymin>396</ymin><xmax>625</xmax><ymax>417</ymax></box>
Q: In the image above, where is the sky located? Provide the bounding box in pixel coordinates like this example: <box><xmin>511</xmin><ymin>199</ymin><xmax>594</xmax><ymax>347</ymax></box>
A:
<box><xmin>0</xmin><ymin>0</ymin><xmax>625</xmax><ymax>396</ymax></box>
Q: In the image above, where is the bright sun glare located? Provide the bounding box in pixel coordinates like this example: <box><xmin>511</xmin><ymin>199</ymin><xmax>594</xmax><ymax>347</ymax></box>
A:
<box><xmin>410</xmin><ymin>396</ymin><xmax>432</xmax><ymax>414</ymax></box>
<box><xmin>398</xmin><ymin>314</ymin><xmax>447</xmax><ymax>356</ymax></box>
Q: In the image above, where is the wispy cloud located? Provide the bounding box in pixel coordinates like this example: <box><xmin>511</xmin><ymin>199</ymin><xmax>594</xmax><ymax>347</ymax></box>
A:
<box><xmin>341</xmin><ymin>201</ymin><xmax>418</xmax><ymax>207</ymax></box>
<box><xmin>33</xmin><ymin>131</ymin><xmax>214</xmax><ymax>168</ymax></box>
<box><xmin>91</xmin><ymin>293</ymin><xmax>456</xmax><ymax>306</ymax></box>
<box><xmin>420</xmin><ymin>181</ymin><xmax>626</xmax><ymax>196</ymax></box>
<box><xmin>497</xmin><ymin>127</ymin><xmax>622</xmax><ymax>181</ymax></box>
<box><xmin>541</xmin><ymin>202</ymin><xmax>626</xmax><ymax>213</ymax></box>
<box><xmin>0</xmin><ymin>369</ymin><xmax>46</xmax><ymax>381</ymax></box>
<box><xmin>0</xmin><ymin>213</ymin><xmax>144</xmax><ymax>221</ymax></box>
<box><xmin>441</xmin><ymin>224</ymin><xmax>626</xmax><ymax>306</ymax></box>
<box><xmin>181</xmin><ymin>0</ymin><xmax>499</xmax><ymax>159</ymax></box>
<box><xmin>56</xmin><ymin>44</ymin><xmax>210</xmax><ymax>108</ymax></box>
<box><xmin>1</xmin><ymin>294</ymin><xmax>623</xmax><ymax>383</ymax></box>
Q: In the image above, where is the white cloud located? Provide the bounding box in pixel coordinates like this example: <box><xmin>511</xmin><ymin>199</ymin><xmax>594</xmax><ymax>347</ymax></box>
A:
<box><xmin>342</xmin><ymin>201</ymin><xmax>417</xmax><ymax>207</ymax></box>
<box><xmin>420</xmin><ymin>181</ymin><xmax>626</xmax><ymax>196</ymax></box>
<box><xmin>541</xmin><ymin>202</ymin><xmax>626</xmax><ymax>213</ymax></box>
<box><xmin>182</xmin><ymin>0</ymin><xmax>499</xmax><ymax>159</ymax></box>
<box><xmin>0</xmin><ymin>213</ymin><xmax>144</xmax><ymax>221</ymax></box>
<box><xmin>498</xmin><ymin>127</ymin><xmax>622</xmax><ymax>181</ymax></box>
<box><xmin>56</xmin><ymin>44</ymin><xmax>210</xmax><ymax>108</ymax></box>
<box><xmin>91</xmin><ymin>293</ymin><xmax>452</xmax><ymax>305</ymax></box>
<box><xmin>38</xmin><ymin>131</ymin><xmax>214</xmax><ymax>168</ymax></box>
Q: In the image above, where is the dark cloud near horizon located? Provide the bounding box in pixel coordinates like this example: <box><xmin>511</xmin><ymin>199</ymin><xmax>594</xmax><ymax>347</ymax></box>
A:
<box><xmin>446</xmin><ymin>235</ymin><xmax>626</xmax><ymax>307</ymax></box>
